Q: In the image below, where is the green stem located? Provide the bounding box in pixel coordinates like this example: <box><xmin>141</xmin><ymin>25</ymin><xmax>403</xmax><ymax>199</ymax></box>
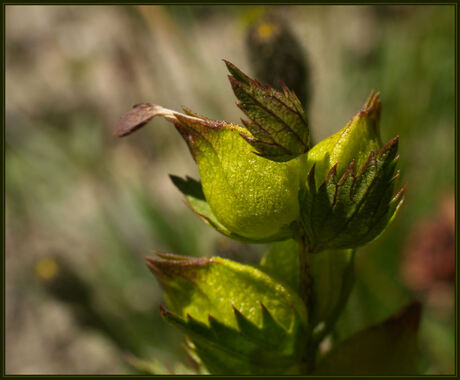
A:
<box><xmin>297</xmin><ymin>235</ymin><xmax>317</xmax><ymax>374</ymax></box>
<box><xmin>298</xmin><ymin>236</ymin><xmax>313</xmax><ymax>311</ymax></box>
<box><xmin>312</xmin><ymin>249</ymin><xmax>356</xmax><ymax>346</ymax></box>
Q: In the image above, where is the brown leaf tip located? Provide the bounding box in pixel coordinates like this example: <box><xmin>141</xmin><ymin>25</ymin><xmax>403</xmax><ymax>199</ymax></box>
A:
<box><xmin>358</xmin><ymin>90</ymin><xmax>382</xmax><ymax>132</ymax></box>
<box><xmin>146</xmin><ymin>255</ymin><xmax>212</xmax><ymax>282</ymax></box>
<box><xmin>113</xmin><ymin>103</ymin><xmax>178</xmax><ymax>138</ymax></box>
<box><xmin>362</xmin><ymin>90</ymin><xmax>381</xmax><ymax>113</ymax></box>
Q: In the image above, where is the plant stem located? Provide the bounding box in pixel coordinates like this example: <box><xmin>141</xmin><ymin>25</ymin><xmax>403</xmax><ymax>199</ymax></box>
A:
<box><xmin>312</xmin><ymin>250</ymin><xmax>356</xmax><ymax>346</ymax></box>
<box><xmin>297</xmin><ymin>235</ymin><xmax>316</xmax><ymax>374</ymax></box>
<box><xmin>298</xmin><ymin>236</ymin><xmax>313</xmax><ymax>311</ymax></box>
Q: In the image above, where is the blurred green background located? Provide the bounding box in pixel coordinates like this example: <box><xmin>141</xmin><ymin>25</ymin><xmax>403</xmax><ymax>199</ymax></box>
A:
<box><xmin>5</xmin><ymin>5</ymin><xmax>455</xmax><ymax>374</ymax></box>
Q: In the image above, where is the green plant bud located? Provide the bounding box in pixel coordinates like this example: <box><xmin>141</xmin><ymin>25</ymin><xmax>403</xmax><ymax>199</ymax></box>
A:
<box><xmin>115</xmin><ymin>104</ymin><xmax>302</xmax><ymax>242</ymax></box>
<box><xmin>300</xmin><ymin>92</ymin><xmax>406</xmax><ymax>252</ymax></box>
<box><xmin>305</xmin><ymin>91</ymin><xmax>382</xmax><ymax>185</ymax></box>
<box><xmin>146</xmin><ymin>252</ymin><xmax>308</xmax><ymax>375</ymax></box>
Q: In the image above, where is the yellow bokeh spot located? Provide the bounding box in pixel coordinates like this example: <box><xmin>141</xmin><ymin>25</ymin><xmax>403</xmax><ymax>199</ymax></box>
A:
<box><xmin>35</xmin><ymin>257</ymin><xmax>59</xmax><ymax>280</ymax></box>
<box><xmin>257</xmin><ymin>22</ymin><xmax>278</xmax><ymax>41</ymax></box>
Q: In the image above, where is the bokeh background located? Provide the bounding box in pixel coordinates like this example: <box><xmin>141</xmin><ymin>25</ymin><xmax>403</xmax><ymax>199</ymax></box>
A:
<box><xmin>5</xmin><ymin>5</ymin><xmax>455</xmax><ymax>374</ymax></box>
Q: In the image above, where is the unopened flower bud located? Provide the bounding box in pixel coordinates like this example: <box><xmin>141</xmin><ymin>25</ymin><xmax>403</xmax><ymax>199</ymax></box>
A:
<box><xmin>114</xmin><ymin>103</ymin><xmax>302</xmax><ymax>242</ymax></box>
<box><xmin>306</xmin><ymin>91</ymin><xmax>382</xmax><ymax>185</ymax></box>
<box><xmin>300</xmin><ymin>92</ymin><xmax>406</xmax><ymax>252</ymax></box>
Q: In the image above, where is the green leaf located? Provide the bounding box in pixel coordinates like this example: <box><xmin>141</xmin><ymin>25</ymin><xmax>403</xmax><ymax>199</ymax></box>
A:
<box><xmin>260</xmin><ymin>240</ymin><xmax>355</xmax><ymax>330</ymax></box>
<box><xmin>147</xmin><ymin>253</ymin><xmax>307</xmax><ymax>328</ymax></box>
<box><xmin>160</xmin><ymin>305</ymin><xmax>306</xmax><ymax>375</ymax></box>
<box><xmin>315</xmin><ymin>301</ymin><xmax>422</xmax><ymax>375</ymax></box>
<box><xmin>225</xmin><ymin>60</ymin><xmax>310</xmax><ymax>162</ymax></box>
<box><xmin>147</xmin><ymin>253</ymin><xmax>309</xmax><ymax>374</ymax></box>
<box><xmin>259</xmin><ymin>239</ymin><xmax>300</xmax><ymax>290</ymax></box>
<box><xmin>301</xmin><ymin>137</ymin><xmax>406</xmax><ymax>252</ymax></box>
